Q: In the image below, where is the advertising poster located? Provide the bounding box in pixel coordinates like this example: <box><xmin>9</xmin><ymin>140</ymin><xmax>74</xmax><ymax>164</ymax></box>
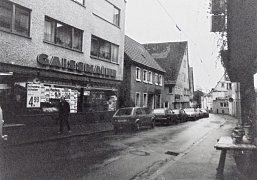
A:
<box><xmin>40</xmin><ymin>85</ymin><xmax>46</xmax><ymax>102</ymax></box>
<box><xmin>27</xmin><ymin>83</ymin><xmax>41</xmax><ymax>108</ymax></box>
<box><xmin>70</xmin><ymin>90</ymin><xmax>78</xmax><ymax>113</ymax></box>
<box><xmin>50</xmin><ymin>87</ymin><xmax>61</xmax><ymax>99</ymax></box>
<box><xmin>45</xmin><ymin>86</ymin><xmax>50</xmax><ymax>102</ymax></box>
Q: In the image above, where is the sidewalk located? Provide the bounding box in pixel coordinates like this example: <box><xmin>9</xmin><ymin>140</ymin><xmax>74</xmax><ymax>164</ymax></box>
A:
<box><xmin>151</xmin><ymin>115</ymin><xmax>246</xmax><ymax>180</ymax></box>
<box><xmin>1</xmin><ymin>122</ymin><xmax>113</xmax><ymax>147</ymax></box>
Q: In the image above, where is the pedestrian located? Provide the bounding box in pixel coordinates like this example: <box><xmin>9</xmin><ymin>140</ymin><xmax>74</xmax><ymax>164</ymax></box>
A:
<box><xmin>58</xmin><ymin>96</ymin><xmax>71</xmax><ymax>134</ymax></box>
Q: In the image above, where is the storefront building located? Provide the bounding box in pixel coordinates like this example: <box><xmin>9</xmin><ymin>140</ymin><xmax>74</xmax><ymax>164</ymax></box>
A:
<box><xmin>0</xmin><ymin>0</ymin><xmax>126</xmax><ymax>124</ymax></box>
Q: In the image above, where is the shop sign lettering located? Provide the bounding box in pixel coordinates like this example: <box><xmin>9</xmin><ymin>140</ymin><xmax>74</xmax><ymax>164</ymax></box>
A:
<box><xmin>37</xmin><ymin>54</ymin><xmax>116</xmax><ymax>78</ymax></box>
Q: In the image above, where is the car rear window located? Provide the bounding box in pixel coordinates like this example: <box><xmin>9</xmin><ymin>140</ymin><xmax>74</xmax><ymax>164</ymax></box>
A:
<box><xmin>152</xmin><ymin>109</ymin><xmax>165</xmax><ymax>114</ymax></box>
<box><xmin>172</xmin><ymin>110</ymin><xmax>179</xmax><ymax>114</ymax></box>
<box><xmin>184</xmin><ymin>108</ymin><xmax>195</xmax><ymax>113</ymax></box>
<box><xmin>115</xmin><ymin>108</ymin><xmax>133</xmax><ymax>116</ymax></box>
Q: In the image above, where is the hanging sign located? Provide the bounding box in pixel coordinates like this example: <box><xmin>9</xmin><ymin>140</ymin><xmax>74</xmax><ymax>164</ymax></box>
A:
<box><xmin>27</xmin><ymin>83</ymin><xmax>41</xmax><ymax>108</ymax></box>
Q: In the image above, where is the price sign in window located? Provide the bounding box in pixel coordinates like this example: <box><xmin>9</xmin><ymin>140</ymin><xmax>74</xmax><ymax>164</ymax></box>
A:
<box><xmin>27</xmin><ymin>83</ymin><xmax>41</xmax><ymax>108</ymax></box>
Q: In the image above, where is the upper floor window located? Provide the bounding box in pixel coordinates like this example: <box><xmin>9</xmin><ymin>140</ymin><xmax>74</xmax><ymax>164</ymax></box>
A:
<box><xmin>73</xmin><ymin>0</ymin><xmax>85</xmax><ymax>5</ymax></box>
<box><xmin>0</xmin><ymin>1</ymin><xmax>30</xmax><ymax>37</ymax></box>
<box><xmin>93</xmin><ymin>0</ymin><xmax>120</xmax><ymax>27</ymax></box>
<box><xmin>159</xmin><ymin>75</ymin><xmax>163</xmax><ymax>86</ymax></box>
<box><xmin>90</xmin><ymin>35</ymin><xmax>119</xmax><ymax>63</ymax></box>
<box><xmin>169</xmin><ymin>86</ymin><xmax>174</xmax><ymax>93</ymax></box>
<box><xmin>143</xmin><ymin>70</ymin><xmax>148</xmax><ymax>83</ymax></box>
<box><xmin>44</xmin><ymin>16</ymin><xmax>83</xmax><ymax>51</ymax></box>
<box><xmin>136</xmin><ymin>67</ymin><xmax>141</xmax><ymax>81</ymax></box>
<box><xmin>148</xmin><ymin>71</ymin><xmax>153</xmax><ymax>84</ymax></box>
<box><xmin>155</xmin><ymin>73</ymin><xmax>158</xmax><ymax>85</ymax></box>
<box><xmin>221</xmin><ymin>82</ymin><xmax>224</xmax><ymax>88</ymax></box>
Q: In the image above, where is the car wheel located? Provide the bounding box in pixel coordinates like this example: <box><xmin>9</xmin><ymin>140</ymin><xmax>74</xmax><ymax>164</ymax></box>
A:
<box><xmin>135</xmin><ymin>122</ymin><xmax>140</xmax><ymax>131</ymax></box>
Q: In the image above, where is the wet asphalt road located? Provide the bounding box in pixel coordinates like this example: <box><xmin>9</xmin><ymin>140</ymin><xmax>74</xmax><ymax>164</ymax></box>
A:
<box><xmin>0</xmin><ymin>114</ymin><xmax>226</xmax><ymax>180</ymax></box>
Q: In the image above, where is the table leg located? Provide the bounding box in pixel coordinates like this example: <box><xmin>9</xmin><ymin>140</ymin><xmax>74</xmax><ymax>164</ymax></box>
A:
<box><xmin>216</xmin><ymin>150</ymin><xmax>227</xmax><ymax>179</ymax></box>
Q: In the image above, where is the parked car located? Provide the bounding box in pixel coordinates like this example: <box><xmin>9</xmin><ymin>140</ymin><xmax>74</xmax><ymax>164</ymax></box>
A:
<box><xmin>200</xmin><ymin>109</ymin><xmax>209</xmax><ymax>118</ymax></box>
<box><xmin>173</xmin><ymin>109</ymin><xmax>188</xmax><ymax>123</ymax></box>
<box><xmin>195</xmin><ymin>108</ymin><xmax>203</xmax><ymax>119</ymax></box>
<box><xmin>152</xmin><ymin>108</ymin><xmax>178</xmax><ymax>125</ymax></box>
<box><xmin>112</xmin><ymin>107</ymin><xmax>155</xmax><ymax>132</ymax></box>
<box><xmin>184</xmin><ymin>108</ymin><xmax>199</xmax><ymax>120</ymax></box>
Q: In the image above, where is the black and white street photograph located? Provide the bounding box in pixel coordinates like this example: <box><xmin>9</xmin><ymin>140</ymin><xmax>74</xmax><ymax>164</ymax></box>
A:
<box><xmin>1</xmin><ymin>0</ymin><xmax>257</xmax><ymax>179</ymax></box>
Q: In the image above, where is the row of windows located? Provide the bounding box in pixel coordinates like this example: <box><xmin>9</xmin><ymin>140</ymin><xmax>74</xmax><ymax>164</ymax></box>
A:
<box><xmin>220</xmin><ymin>102</ymin><xmax>228</xmax><ymax>107</ymax></box>
<box><xmin>91</xmin><ymin>35</ymin><xmax>119</xmax><ymax>63</ymax></box>
<box><xmin>221</xmin><ymin>82</ymin><xmax>232</xmax><ymax>90</ymax></box>
<box><xmin>136</xmin><ymin>67</ymin><xmax>163</xmax><ymax>86</ymax></box>
<box><xmin>44</xmin><ymin>16</ymin><xmax>83</xmax><ymax>51</ymax></box>
<box><xmin>0</xmin><ymin>0</ymin><xmax>120</xmax><ymax>63</ymax></box>
<box><xmin>135</xmin><ymin>92</ymin><xmax>162</xmax><ymax>108</ymax></box>
<box><xmin>93</xmin><ymin>0</ymin><xmax>120</xmax><ymax>27</ymax></box>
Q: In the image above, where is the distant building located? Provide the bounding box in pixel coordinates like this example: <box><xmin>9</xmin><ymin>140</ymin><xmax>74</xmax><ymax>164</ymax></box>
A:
<box><xmin>144</xmin><ymin>41</ymin><xmax>193</xmax><ymax>109</ymax></box>
<box><xmin>189</xmin><ymin>67</ymin><xmax>195</xmax><ymax>107</ymax></box>
<box><xmin>120</xmin><ymin>36</ymin><xmax>165</xmax><ymax>109</ymax></box>
<box><xmin>202</xmin><ymin>74</ymin><xmax>232</xmax><ymax>114</ymax></box>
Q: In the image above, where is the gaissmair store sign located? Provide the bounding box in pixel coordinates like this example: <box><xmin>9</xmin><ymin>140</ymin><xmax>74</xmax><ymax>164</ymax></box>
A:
<box><xmin>37</xmin><ymin>53</ymin><xmax>116</xmax><ymax>78</ymax></box>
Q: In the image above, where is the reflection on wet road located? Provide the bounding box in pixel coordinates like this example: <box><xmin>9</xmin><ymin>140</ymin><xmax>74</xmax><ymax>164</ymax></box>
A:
<box><xmin>0</xmin><ymin>114</ymin><xmax>226</xmax><ymax>180</ymax></box>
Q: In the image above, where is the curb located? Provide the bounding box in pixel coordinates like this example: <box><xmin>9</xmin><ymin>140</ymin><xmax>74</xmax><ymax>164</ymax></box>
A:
<box><xmin>0</xmin><ymin>128</ymin><xmax>113</xmax><ymax>148</ymax></box>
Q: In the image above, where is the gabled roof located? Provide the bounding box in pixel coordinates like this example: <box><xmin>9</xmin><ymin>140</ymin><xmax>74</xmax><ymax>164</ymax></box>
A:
<box><xmin>144</xmin><ymin>41</ymin><xmax>188</xmax><ymax>83</ymax></box>
<box><xmin>124</xmin><ymin>36</ymin><xmax>165</xmax><ymax>73</ymax></box>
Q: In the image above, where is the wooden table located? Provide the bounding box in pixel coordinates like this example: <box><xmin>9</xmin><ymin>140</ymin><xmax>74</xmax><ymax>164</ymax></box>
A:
<box><xmin>214</xmin><ymin>136</ymin><xmax>257</xmax><ymax>179</ymax></box>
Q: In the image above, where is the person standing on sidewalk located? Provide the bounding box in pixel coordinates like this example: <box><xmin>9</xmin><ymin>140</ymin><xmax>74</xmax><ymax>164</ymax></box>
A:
<box><xmin>58</xmin><ymin>96</ymin><xmax>71</xmax><ymax>134</ymax></box>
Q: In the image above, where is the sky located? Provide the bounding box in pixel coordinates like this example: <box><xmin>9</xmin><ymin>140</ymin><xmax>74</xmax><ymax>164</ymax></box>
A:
<box><xmin>125</xmin><ymin>0</ymin><xmax>225</xmax><ymax>92</ymax></box>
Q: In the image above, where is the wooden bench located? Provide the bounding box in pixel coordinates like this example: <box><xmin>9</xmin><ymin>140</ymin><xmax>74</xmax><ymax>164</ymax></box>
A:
<box><xmin>214</xmin><ymin>136</ymin><xmax>257</xmax><ymax>179</ymax></box>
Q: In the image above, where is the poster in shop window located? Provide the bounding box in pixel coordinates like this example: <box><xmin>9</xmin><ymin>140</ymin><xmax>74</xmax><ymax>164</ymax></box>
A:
<box><xmin>40</xmin><ymin>85</ymin><xmax>46</xmax><ymax>102</ymax></box>
<box><xmin>69</xmin><ymin>90</ymin><xmax>78</xmax><ymax>113</ymax></box>
<box><xmin>50</xmin><ymin>87</ymin><xmax>62</xmax><ymax>99</ymax></box>
<box><xmin>27</xmin><ymin>83</ymin><xmax>41</xmax><ymax>108</ymax></box>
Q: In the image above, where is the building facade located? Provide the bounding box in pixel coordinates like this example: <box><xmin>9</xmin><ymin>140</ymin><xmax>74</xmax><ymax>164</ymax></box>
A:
<box><xmin>0</xmin><ymin>0</ymin><xmax>126</xmax><ymax>124</ymax></box>
<box><xmin>201</xmin><ymin>74</ymin><xmax>232</xmax><ymax>114</ymax></box>
<box><xmin>144</xmin><ymin>41</ymin><xmax>193</xmax><ymax>109</ymax></box>
<box><xmin>120</xmin><ymin>36</ymin><xmax>165</xmax><ymax>109</ymax></box>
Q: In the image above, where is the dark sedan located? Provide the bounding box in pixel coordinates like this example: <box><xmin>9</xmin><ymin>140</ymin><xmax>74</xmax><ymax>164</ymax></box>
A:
<box><xmin>173</xmin><ymin>109</ymin><xmax>188</xmax><ymax>123</ymax></box>
<box><xmin>112</xmin><ymin>107</ymin><xmax>155</xmax><ymax>132</ymax></box>
<box><xmin>152</xmin><ymin>108</ymin><xmax>178</xmax><ymax>125</ymax></box>
<box><xmin>200</xmin><ymin>109</ymin><xmax>209</xmax><ymax>118</ymax></box>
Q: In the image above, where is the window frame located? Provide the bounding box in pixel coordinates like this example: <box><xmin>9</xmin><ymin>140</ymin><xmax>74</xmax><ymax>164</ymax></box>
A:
<box><xmin>90</xmin><ymin>35</ymin><xmax>119</xmax><ymax>63</ymax></box>
<box><xmin>143</xmin><ymin>69</ymin><xmax>148</xmax><ymax>83</ymax></box>
<box><xmin>71</xmin><ymin>0</ymin><xmax>85</xmax><ymax>6</ymax></box>
<box><xmin>135</xmin><ymin>92</ymin><xmax>140</xmax><ymax>107</ymax></box>
<box><xmin>136</xmin><ymin>67</ymin><xmax>141</xmax><ymax>81</ymax></box>
<box><xmin>93</xmin><ymin>0</ymin><xmax>121</xmax><ymax>27</ymax></box>
<box><xmin>159</xmin><ymin>74</ymin><xmax>163</xmax><ymax>86</ymax></box>
<box><xmin>143</xmin><ymin>93</ymin><xmax>148</xmax><ymax>107</ymax></box>
<box><xmin>148</xmin><ymin>71</ymin><xmax>153</xmax><ymax>84</ymax></box>
<box><xmin>0</xmin><ymin>1</ymin><xmax>31</xmax><ymax>38</ymax></box>
<box><xmin>44</xmin><ymin>16</ymin><xmax>83</xmax><ymax>52</ymax></box>
<box><xmin>155</xmin><ymin>73</ymin><xmax>159</xmax><ymax>85</ymax></box>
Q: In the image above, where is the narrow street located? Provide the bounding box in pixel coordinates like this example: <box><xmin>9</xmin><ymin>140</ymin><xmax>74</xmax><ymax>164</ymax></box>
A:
<box><xmin>0</xmin><ymin>114</ymin><xmax>234</xmax><ymax>180</ymax></box>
